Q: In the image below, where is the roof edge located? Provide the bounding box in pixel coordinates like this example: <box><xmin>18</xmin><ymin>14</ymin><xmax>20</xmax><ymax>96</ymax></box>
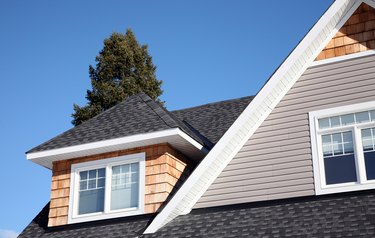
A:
<box><xmin>27</xmin><ymin>128</ymin><xmax>208</xmax><ymax>169</ymax></box>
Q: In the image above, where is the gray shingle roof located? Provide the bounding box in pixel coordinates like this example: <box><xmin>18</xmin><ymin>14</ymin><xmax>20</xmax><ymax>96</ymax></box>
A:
<box><xmin>19</xmin><ymin>190</ymin><xmax>375</xmax><ymax>238</ymax></box>
<box><xmin>27</xmin><ymin>93</ymin><xmax>214</xmax><ymax>153</ymax></box>
<box><xmin>172</xmin><ymin>96</ymin><xmax>254</xmax><ymax>144</ymax></box>
<box><xmin>28</xmin><ymin>94</ymin><xmax>253</xmax><ymax>154</ymax></box>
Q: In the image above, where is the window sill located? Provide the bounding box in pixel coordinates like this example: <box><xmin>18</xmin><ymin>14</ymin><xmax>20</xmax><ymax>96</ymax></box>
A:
<box><xmin>316</xmin><ymin>182</ymin><xmax>375</xmax><ymax>195</ymax></box>
<box><xmin>68</xmin><ymin>208</ymin><xmax>144</xmax><ymax>224</ymax></box>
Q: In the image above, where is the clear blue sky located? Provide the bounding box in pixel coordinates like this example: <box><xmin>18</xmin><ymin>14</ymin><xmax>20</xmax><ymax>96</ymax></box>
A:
<box><xmin>0</xmin><ymin>0</ymin><xmax>333</xmax><ymax>236</ymax></box>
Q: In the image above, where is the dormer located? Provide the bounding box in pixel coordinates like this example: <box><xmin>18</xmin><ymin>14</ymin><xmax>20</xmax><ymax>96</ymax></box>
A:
<box><xmin>26</xmin><ymin>93</ymin><xmax>209</xmax><ymax>227</ymax></box>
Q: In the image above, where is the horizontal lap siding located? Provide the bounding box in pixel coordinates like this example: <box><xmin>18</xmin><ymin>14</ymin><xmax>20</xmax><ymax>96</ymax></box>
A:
<box><xmin>195</xmin><ymin>53</ymin><xmax>375</xmax><ymax>208</ymax></box>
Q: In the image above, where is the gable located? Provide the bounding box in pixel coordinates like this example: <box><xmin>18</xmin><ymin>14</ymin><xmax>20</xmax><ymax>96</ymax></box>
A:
<box><xmin>196</xmin><ymin>2</ymin><xmax>375</xmax><ymax>209</ymax></box>
<box><xmin>316</xmin><ymin>3</ymin><xmax>375</xmax><ymax>60</ymax></box>
<box><xmin>195</xmin><ymin>52</ymin><xmax>375</xmax><ymax>208</ymax></box>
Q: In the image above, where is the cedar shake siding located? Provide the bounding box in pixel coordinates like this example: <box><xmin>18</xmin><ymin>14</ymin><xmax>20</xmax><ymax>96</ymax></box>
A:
<box><xmin>316</xmin><ymin>3</ymin><xmax>375</xmax><ymax>61</ymax></box>
<box><xmin>49</xmin><ymin>143</ymin><xmax>193</xmax><ymax>227</ymax></box>
<box><xmin>195</xmin><ymin>53</ymin><xmax>375</xmax><ymax>208</ymax></box>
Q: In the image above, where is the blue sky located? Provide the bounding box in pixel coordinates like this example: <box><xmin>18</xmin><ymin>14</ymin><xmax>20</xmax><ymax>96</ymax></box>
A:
<box><xmin>0</xmin><ymin>0</ymin><xmax>333</xmax><ymax>235</ymax></box>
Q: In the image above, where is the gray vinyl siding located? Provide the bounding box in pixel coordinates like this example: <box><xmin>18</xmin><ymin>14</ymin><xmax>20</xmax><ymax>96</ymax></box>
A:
<box><xmin>195</xmin><ymin>53</ymin><xmax>375</xmax><ymax>209</ymax></box>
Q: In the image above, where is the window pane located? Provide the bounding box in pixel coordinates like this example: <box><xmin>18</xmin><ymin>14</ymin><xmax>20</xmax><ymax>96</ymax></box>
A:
<box><xmin>332</xmin><ymin>133</ymin><xmax>343</xmax><ymax>155</ymax></box>
<box><xmin>78</xmin><ymin>188</ymin><xmax>105</xmax><ymax>215</ymax></box>
<box><xmin>355</xmin><ymin>111</ymin><xmax>370</xmax><ymax>123</ymax></box>
<box><xmin>364</xmin><ymin>151</ymin><xmax>375</xmax><ymax>180</ymax></box>
<box><xmin>343</xmin><ymin>132</ymin><xmax>354</xmax><ymax>154</ymax></box>
<box><xmin>343</xmin><ymin>142</ymin><xmax>354</xmax><ymax>154</ymax></box>
<box><xmin>319</xmin><ymin>118</ymin><xmax>330</xmax><ymax>129</ymax></box>
<box><xmin>98</xmin><ymin>178</ymin><xmax>105</xmax><ymax>188</ymax></box>
<box><xmin>323</xmin><ymin>145</ymin><xmax>333</xmax><ymax>157</ymax></box>
<box><xmin>341</xmin><ymin>114</ymin><xmax>355</xmax><ymax>125</ymax></box>
<box><xmin>324</xmin><ymin>154</ymin><xmax>357</xmax><ymax>185</ymax></box>
<box><xmin>98</xmin><ymin>168</ymin><xmax>105</xmax><ymax>178</ymax></box>
<box><xmin>362</xmin><ymin>129</ymin><xmax>374</xmax><ymax>151</ymax></box>
<box><xmin>78</xmin><ymin>168</ymin><xmax>105</xmax><ymax>215</ymax></box>
<box><xmin>370</xmin><ymin>110</ymin><xmax>375</xmax><ymax>121</ymax></box>
<box><xmin>88</xmin><ymin>179</ymin><xmax>96</xmax><ymax>189</ymax></box>
<box><xmin>80</xmin><ymin>181</ymin><xmax>87</xmax><ymax>190</ymax></box>
<box><xmin>332</xmin><ymin>133</ymin><xmax>342</xmax><ymax>144</ymax></box>
<box><xmin>322</xmin><ymin>135</ymin><xmax>331</xmax><ymax>144</ymax></box>
<box><xmin>111</xmin><ymin>163</ymin><xmax>139</xmax><ymax>210</ymax></box>
<box><xmin>362</xmin><ymin>128</ymin><xmax>375</xmax><ymax>180</ymax></box>
<box><xmin>80</xmin><ymin>171</ymin><xmax>88</xmax><ymax>180</ymax></box>
<box><xmin>330</xmin><ymin>116</ymin><xmax>341</xmax><ymax>127</ymax></box>
<box><xmin>89</xmin><ymin>170</ymin><xmax>97</xmax><ymax>179</ymax></box>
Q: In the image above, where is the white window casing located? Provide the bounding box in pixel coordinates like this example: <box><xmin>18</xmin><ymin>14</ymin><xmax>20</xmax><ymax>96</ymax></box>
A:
<box><xmin>68</xmin><ymin>152</ymin><xmax>145</xmax><ymax>224</ymax></box>
<box><xmin>309</xmin><ymin>101</ymin><xmax>375</xmax><ymax>195</ymax></box>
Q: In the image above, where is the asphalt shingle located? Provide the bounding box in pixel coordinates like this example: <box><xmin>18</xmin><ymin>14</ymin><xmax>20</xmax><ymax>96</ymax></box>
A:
<box><xmin>19</xmin><ymin>190</ymin><xmax>375</xmax><ymax>238</ymax></box>
<box><xmin>28</xmin><ymin>94</ymin><xmax>253</xmax><ymax>153</ymax></box>
<box><xmin>28</xmin><ymin>93</ymin><xmax>216</xmax><ymax>153</ymax></box>
<box><xmin>172</xmin><ymin>96</ymin><xmax>254</xmax><ymax>144</ymax></box>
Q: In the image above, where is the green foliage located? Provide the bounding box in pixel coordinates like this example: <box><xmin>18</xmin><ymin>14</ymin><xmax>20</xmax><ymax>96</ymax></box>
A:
<box><xmin>72</xmin><ymin>29</ymin><xmax>163</xmax><ymax>126</ymax></box>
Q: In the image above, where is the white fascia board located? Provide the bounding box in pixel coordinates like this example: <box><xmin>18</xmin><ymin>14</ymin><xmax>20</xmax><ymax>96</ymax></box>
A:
<box><xmin>27</xmin><ymin>128</ymin><xmax>206</xmax><ymax>168</ymax></box>
<box><xmin>144</xmin><ymin>0</ymin><xmax>359</xmax><ymax>234</ymax></box>
<box><xmin>310</xmin><ymin>49</ymin><xmax>375</xmax><ymax>67</ymax></box>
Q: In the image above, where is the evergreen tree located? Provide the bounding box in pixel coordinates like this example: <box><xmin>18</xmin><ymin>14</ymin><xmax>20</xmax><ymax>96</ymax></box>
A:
<box><xmin>72</xmin><ymin>29</ymin><xmax>163</xmax><ymax>126</ymax></box>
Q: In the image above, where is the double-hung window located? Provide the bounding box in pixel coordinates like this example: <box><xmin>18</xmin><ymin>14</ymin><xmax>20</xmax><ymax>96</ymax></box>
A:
<box><xmin>309</xmin><ymin>101</ymin><xmax>375</xmax><ymax>195</ymax></box>
<box><xmin>68</xmin><ymin>153</ymin><xmax>145</xmax><ymax>224</ymax></box>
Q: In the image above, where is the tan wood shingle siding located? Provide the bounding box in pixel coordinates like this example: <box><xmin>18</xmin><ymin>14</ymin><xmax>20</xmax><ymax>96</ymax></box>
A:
<box><xmin>316</xmin><ymin>3</ymin><xmax>375</xmax><ymax>61</ymax></box>
<box><xmin>48</xmin><ymin>143</ymin><xmax>193</xmax><ymax>227</ymax></box>
<box><xmin>195</xmin><ymin>53</ymin><xmax>375</xmax><ymax>209</ymax></box>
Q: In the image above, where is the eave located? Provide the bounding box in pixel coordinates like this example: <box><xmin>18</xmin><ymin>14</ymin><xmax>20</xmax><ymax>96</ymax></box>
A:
<box><xmin>27</xmin><ymin>128</ymin><xmax>208</xmax><ymax>169</ymax></box>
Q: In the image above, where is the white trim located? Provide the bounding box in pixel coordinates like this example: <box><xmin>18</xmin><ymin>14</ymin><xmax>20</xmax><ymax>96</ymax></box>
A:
<box><xmin>27</xmin><ymin>128</ymin><xmax>207</xmax><ymax>169</ymax></box>
<box><xmin>310</xmin><ymin>100</ymin><xmax>375</xmax><ymax>119</ymax></box>
<box><xmin>310</xmin><ymin>50</ymin><xmax>375</xmax><ymax>67</ymax></box>
<box><xmin>309</xmin><ymin>101</ymin><xmax>375</xmax><ymax>195</ymax></box>
<box><xmin>68</xmin><ymin>152</ymin><xmax>145</xmax><ymax>224</ymax></box>
<box><xmin>144</xmin><ymin>0</ymin><xmax>364</xmax><ymax>234</ymax></box>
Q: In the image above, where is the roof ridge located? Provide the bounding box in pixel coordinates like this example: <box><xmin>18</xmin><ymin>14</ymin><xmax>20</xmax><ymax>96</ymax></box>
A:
<box><xmin>172</xmin><ymin>95</ymin><xmax>254</xmax><ymax>113</ymax></box>
<box><xmin>137</xmin><ymin>93</ymin><xmax>179</xmax><ymax>129</ymax></box>
<box><xmin>138</xmin><ymin>93</ymin><xmax>212</xmax><ymax>148</ymax></box>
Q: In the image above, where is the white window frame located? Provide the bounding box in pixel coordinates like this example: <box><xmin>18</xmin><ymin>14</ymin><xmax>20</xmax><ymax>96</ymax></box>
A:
<box><xmin>68</xmin><ymin>152</ymin><xmax>145</xmax><ymax>224</ymax></box>
<box><xmin>309</xmin><ymin>101</ymin><xmax>375</xmax><ymax>195</ymax></box>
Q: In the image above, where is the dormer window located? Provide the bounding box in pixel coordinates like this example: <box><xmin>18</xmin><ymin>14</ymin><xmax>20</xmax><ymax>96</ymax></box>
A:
<box><xmin>68</xmin><ymin>153</ymin><xmax>145</xmax><ymax>224</ymax></box>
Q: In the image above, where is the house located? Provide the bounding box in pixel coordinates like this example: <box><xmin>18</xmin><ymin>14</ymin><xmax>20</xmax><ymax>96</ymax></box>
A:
<box><xmin>20</xmin><ymin>0</ymin><xmax>375</xmax><ymax>237</ymax></box>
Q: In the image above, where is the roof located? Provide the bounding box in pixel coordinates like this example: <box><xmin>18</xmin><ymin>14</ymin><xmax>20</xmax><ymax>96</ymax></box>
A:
<box><xmin>19</xmin><ymin>202</ymin><xmax>153</xmax><ymax>238</ymax></box>
<box><xmin>19</xmin><ymin>189</ymin><xmax>375</xmax><ymax>237</ymax></box>
<box><xmin>172</xmin><ymin>96</ymin><xmax>254</xmax><ymax>144</ymax></box>
<box><xmin>28</xmin><ymin>93</ymin><xmax>212</xmax><ymax>154</ymax></box>
<box><xmin>28</xmin><ymin>93</ymin><xmax>254</xmax><ymax>155</ymax></box>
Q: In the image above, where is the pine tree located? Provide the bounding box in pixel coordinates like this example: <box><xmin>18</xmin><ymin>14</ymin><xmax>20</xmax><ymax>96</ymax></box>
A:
<box><xmin>72</xmin><ymin>29</ymin><xmax>163</xmax><ymax>126</ymax></box>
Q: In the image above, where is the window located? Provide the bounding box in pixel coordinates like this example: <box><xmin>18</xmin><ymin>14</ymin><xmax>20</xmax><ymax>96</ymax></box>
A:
<box><xmin>68</xmin><ymin>153</ymin><xmax>145</xmax><ymax>224</ymax></box>
<box><xmin>309</xmin><ymin>101</ymin><xmax>375</xmax><ymax>195</ymax></box>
